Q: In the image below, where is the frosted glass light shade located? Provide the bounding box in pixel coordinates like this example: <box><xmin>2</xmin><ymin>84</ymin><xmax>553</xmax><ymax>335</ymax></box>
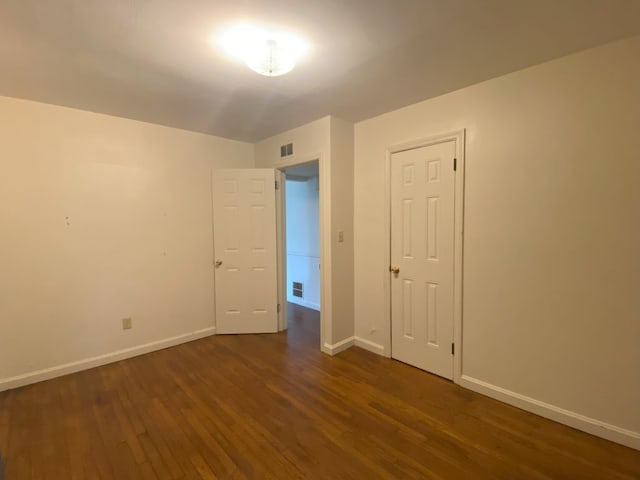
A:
<box><xmin>246</xmin><ymin>39</ymin><xmax>295</xmax><ymax>76</ymax></box>
<box><xmin>219</xmin><ymin>24</ymin><xmax>308</xmax><ymax>77</ymax></box>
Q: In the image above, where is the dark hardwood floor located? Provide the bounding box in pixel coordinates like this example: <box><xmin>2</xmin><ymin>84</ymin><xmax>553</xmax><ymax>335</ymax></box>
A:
<box><xmin>0</xmin><ymin>303</ymin><xmax>638</xmax><ymax>479</ymax></box>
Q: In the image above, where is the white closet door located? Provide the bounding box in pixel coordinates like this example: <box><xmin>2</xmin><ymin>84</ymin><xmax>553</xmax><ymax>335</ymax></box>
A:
<box><xmin>390</xmin><ymin>141</ymin><xmax>456</xmax><ymax>379</ymax></box>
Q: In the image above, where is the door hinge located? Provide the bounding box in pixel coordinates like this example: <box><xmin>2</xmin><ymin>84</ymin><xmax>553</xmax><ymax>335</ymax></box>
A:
<box><xmin>453</xmin><ymin>158</ymin><xmax>457</xmax><ymax>171</ymax></box>
<box><xmin>277</xmin><ymin>303</ymin><xmax>281</xmax><ymax>313</ymax></box>
<box><xmin>275</xmin><ymin>180</ymin><xmax>280</xmax><ymax>190</ymax></box>
<box><xmin>451</xmin><ymin>343</ymin><xmax>455</xmax><ymax>355</ymax></box>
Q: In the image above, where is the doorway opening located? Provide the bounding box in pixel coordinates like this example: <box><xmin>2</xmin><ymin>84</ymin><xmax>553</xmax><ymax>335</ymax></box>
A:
<box><xmin>280</xmin><ymin>161</ymin><xmax>321</xmax><ymax>335</ymax></box>
<box><xmin>211</xmin><ymin>159</ymin><xmax>328</xmax><ymax>349</ymax></box>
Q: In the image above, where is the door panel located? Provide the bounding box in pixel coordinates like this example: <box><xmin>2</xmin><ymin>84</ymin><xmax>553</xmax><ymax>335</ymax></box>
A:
<box><xmin>391</xmin><ymin>141</ymin><xmax>456</xmax><ymax>379</ymax></box>
<box><xmin>213</xmin><ymin>169</ymin><xmax>278</xmax><ymax>334</ymax></box>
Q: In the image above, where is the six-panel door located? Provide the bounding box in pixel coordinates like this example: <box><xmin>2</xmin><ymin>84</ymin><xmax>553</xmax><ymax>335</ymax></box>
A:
<box><xmin>212</xmin><ymin>169</ymin><xmax>278</xmax><ymax>334</ymax></box>
<box><xmin>390</xmin><ymin>141</ymin><xmax>456</xmax><ymax>379</ymax></box>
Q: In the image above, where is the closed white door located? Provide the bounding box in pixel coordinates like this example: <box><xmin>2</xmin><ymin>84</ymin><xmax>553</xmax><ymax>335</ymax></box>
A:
<box><xmin>212</xmin><ymin>169</ymin><xmax>278</xmax><ymax>334</ymax></box>
<box><xmin>390</xmin><ymin>141</ymin><xmax>456</xmax><ymax>379</ymax></box>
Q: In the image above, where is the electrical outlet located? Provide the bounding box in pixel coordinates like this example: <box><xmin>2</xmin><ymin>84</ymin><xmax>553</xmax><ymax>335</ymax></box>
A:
<box><xmin>122</xmin><ymin>317</ymin><xmax>133</xmax><ymax>330</ymax></box>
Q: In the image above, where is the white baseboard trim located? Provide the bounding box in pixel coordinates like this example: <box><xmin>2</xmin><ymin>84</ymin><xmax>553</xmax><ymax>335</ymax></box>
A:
<box><xmin>0</xmin><ymin>327</ymin><xmax>217</xmax><ymax>393</ymax></box>
<box><xmin>288</xmin><ymin>298</ymin><xmax>320</xmax><ymax>311</ymax></box>
<box><xmin>354</xmin><ymin>337</ymin><xmax>387</xmax><ymax>356</ymax></box>
<box><xmin>323</xmin><ymin>336</ymin><xmax>355</xmax><ymax>356</ymax></box>
<box><xmin>459</xmin><ymin>374</ymin><xmax>640</xmax><ymax>450</ymax></box>
<box><xmin>323</xmin><ymin>336</ymin><xmax>387</xmax><ymax>357</ymax></box>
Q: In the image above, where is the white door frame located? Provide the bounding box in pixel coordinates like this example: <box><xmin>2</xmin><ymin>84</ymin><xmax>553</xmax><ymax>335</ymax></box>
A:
<box><xmin>275</xmin><ymin>169</ymin><xmax>287</xmax><ymax>331</ymax></box>
<box><xmin>384</xmin><ymin>129</ymin><xmax>465</xmax><ymax>383</ymax></box>
<box><xmin>274</xmin><ymin>153</ymin><xmax>331</xmax><ymax>353</ymax></box>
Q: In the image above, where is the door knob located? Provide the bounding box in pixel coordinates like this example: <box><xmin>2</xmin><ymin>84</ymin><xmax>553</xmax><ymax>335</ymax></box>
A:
<box><xmin>389</xmin><ymin>265</ymin><xmax>400</xmax><ymax>274</ymax></box>
<box><xmin>215</xmin><ymin>260</ymin><xmax>223</xmax><ymax>268</ymax></box>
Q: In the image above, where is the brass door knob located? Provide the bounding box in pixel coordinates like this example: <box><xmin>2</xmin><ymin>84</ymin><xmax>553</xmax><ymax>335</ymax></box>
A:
<box><xmin>389</xmin><ymin>265</ymin><xmax>400</xmax><ymax>274</ymax></box>
<box><xmin>215</xmin><ymin>260</ymin><xmax>223</xmax><ymax>268</ymax></box>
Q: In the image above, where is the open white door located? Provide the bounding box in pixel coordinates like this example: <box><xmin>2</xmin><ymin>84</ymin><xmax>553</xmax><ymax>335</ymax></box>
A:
<box><xmin>213</xmin><ymin>169</ymin><xmax>278</xmax><ymax>334</ymax></box>
<box><xmin>390</xmin><ymin>140</ymin><xmax>456</xmax><ymax>379</ymax></box>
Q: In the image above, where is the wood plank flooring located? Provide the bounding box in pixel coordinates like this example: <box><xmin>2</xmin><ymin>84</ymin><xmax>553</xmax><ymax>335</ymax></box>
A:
<box><xmin>0</xmin><ymin>303</ymin><xmax>638</xmax><ymax>479</ymax></box>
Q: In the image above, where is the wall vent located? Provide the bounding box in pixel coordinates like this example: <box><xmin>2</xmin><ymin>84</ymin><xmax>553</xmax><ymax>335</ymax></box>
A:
<box><xmin>292</xmin><ymin>281</ymin><xmax>303</xmax><ymax>298</ymax></box>
<box><xmin>280</xmin><ymin>143</ymin><xmax>294</xmax><ymax>158</ymax></box>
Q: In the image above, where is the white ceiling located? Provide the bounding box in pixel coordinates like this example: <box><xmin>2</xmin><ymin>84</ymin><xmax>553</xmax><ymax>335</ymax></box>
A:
<box><xmin>1</xmin><ymin>0</ymin><xmax>638</xmax><ymax>142</ymax></box>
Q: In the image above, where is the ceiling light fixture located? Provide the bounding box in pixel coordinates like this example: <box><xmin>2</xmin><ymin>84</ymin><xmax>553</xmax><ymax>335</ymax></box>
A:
<box><xmin>218</xmin><ymin>24</ymin><xmax>309</xmax><ymax>77</ymax></box>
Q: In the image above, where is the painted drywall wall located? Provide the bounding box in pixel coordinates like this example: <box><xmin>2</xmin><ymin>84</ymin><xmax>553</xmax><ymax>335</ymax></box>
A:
<box><xmin>255</xmin><ymin>116</ymin><xmax>355</xmax><ymax>350</ymax></box>
<box><xmin>255</xmin><ymin>117</ymin><xmax>332</xmax><ymax>349</ymax></box>
<box><xmin>254</xmin><ymin>117</ymin><xmax>330</xmax><ymax>163</ymax></box>
<box><xmin>329</xmin><ymin>117</ymin><xmax>355</xmax><ymax>343</ymax></box>
<box><xmin>354</xmin><ymin>36</ymin><xmax>640</xmax><ymax>445</ymax></box>
<box><xmin>285</xmin><ymin>177</ymin><xmax>320</xmax><ymax>310</ymax></box>
<box><xmin>0</xmin><ymin>96</ymin><xmax>253</xmax><ymax>388</ymax></box>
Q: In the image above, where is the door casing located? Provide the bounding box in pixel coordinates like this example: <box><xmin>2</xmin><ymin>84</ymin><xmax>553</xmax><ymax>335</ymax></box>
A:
<box><xmin>384</xmin><ymin>130</ymin><xmax>465</xmax><ymax>383</ymax></box>
<box><xmin>274</xmin><ymin>154</ymin><xmax>330</xmax><ymax>353</ymax></box>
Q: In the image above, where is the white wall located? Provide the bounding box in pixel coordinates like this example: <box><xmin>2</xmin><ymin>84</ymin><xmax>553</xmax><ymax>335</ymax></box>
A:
<box><xmin>329</xmin><ymin>117</ymin><xmax>355</xmax><ymax>343</ymax></box>
<box><xmin>254</xmin><ymin>117</ymin><xmax>330</xmax><ymax>163</ymax></box>
<box><xmin>354</xmin><ymin>36</ymin><xmax>640</xmax><ymax>447</ymax></box>
<box><xmin>0</xmin><ymin>96</ymin><xmax>253</xmax><ymax>389</ymax></box>
<box><xmin>285</xmin><ymin>177</ymin><xmax>320</xmax><ymax>310</ymax></box>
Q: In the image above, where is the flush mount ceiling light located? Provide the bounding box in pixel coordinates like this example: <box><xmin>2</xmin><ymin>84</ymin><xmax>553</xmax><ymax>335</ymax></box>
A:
<box><xmin>218</xmin><ymin>24</ymin><xmax>309</xmax><ymax>77</ymax></box>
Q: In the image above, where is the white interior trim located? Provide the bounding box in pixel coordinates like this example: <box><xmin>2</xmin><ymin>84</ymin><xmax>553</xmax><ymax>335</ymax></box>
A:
<box><xmin>0</xmin><ymin>327</ymin><xmax>216</xmax><ymax>393</ymax></box>
<box><xmin>460</xmin><ymin>375</ymin><xmax>640</xmax><ymax>450</ymax></box>
<box><xmin>325</xmin><ymin>336</ymin><xmax>387</xmax><ymax>357</ymax></box>
<box><xmin>275</xmin><ymin>169</ymin><xmax>288</xmax><ymax>331</ymax></box>
<box><xmin>383</xmin><ymin>129</ymin><xmax>466</xmax><ymax>378</ymax></box>
<box><xmin>354</xmin><ymin>337</ymin><xmax>387</xmax><ymax>356</ymax></box>
<box><xmin>452</xmin><ymin>131</ymin><xmax>466</xmax><ymax>383</ymax></box>
<box><xmin>323</xmin><ymin>336</ymin><xmax>355</xmax><ymax>355</ymax></box>
<box><xmin>289</xmin><ymin>298</ymin><xmax>320</xmax><ymax>311</ymax></box>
